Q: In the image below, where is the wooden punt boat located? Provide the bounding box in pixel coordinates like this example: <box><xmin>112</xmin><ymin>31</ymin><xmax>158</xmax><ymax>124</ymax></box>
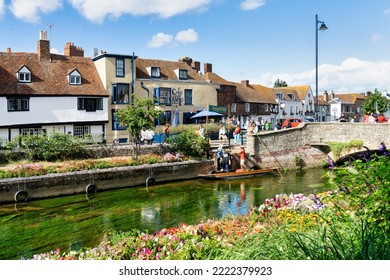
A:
<box><xmin>198</xmin><ymin>168</ymin><xmax>277</xmax><ymax>180</ymax></box>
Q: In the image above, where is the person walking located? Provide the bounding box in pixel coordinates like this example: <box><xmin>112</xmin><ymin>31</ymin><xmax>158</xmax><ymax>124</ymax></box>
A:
<box><xmin>233</xmin><ymin>124</ymin><xmax>241</xmax><ymax>145</ymax></box>
<box><xmin>163</xmin><ymin>123</ymin><xmax>170</xmax><ymax>142</ymax></box>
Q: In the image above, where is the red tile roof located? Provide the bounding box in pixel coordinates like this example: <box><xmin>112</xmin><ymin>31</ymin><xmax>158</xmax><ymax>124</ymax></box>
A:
<box><xmin>136</xmin><ymin>58</ymin><xmax>206</xmax><ymax>81</ymax></box>
<box><xmin>0</xmin><ymin>52</ymin><xmax>107</xmax><ymax>96</ymax></box>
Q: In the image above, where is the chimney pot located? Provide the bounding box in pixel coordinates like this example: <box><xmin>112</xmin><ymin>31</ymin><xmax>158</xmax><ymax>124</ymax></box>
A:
<box><xmin>38</xmin><ymin>30</ymin><xmax>50</xmax><ymax>60</ymax></box>
<box><xmin>64</xmin><ymin>42</ymin><xmax>84</xmax><ymax>57</ymax></box>
<box><xmin>241</xmin><ymin>80</ymin><xmax>249</xmax><ymax>87</ymax></box>
<box><xmin>6</xmin><ymin>47</ymin><xmax>11</xmax><ymax>53</ymax></box>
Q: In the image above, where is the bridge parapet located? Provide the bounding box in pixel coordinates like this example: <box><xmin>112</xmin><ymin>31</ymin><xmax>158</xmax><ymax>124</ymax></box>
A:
<box><xmin>247</xmin><ymin>123</ymin><xmax>390</xmax><ymax>158</ymax></box>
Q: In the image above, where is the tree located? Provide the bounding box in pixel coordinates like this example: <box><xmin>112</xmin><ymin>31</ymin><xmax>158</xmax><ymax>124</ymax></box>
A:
<box><xmin>117</xmin><ymin>97</ymin><xmax>162</xmax><ymax>144</ymax></box>
<box><xmin>361</xmin><ymin>89</ymin><xmax>389</xmax><ymax>115</ymax></box>
<box><xmin>274</xmin><ymin>79</ymin><xmax>288</xmax><ymax>88</ymax></box>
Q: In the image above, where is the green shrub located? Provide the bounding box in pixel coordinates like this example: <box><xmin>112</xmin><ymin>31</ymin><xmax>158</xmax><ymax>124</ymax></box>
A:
<box><xmin>326</xmin><ymin>140</ymin><xmax>363</xmax><ymax>158</ymax></box>
<box><xmin>5</xmin><ymin>132</ymin><xmax>88</xmax><ymax>162</ymax></box>
<box><xmin>166</xmin><ymin>129</ymin><xmax>209</xmax><ymax>158</ymax></box>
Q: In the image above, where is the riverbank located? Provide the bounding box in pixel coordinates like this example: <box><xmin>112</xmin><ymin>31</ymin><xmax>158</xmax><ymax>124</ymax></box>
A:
<box><xmin>0</xmin><ymin>142</ymin><xmax>329</xmax><ymax>204</ymax></box>
<box><xmin>30</xmin><ymin>153</ymin><xmax>390</xmax><ymax>260</ymax></box>
<box><xmin>0</xmin><ymin>158</ymin><xmax>214</xmax><ymax>204</ymax></box>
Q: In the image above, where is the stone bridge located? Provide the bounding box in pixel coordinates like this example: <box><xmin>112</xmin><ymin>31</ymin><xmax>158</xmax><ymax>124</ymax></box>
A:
<box><xmin>246</xmin><ymin>123</ymin><xmax>390</xmax><ymax>169</ymax></box>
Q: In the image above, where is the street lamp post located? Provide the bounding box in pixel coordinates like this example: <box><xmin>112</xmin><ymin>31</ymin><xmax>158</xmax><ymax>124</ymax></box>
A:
<box><xmin>315</xmin><ymin>14</ymin><xmax>328</xmax><ymax>122</ymax></box>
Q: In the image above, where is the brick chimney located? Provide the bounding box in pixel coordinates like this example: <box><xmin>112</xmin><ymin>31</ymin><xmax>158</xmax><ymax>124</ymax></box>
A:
<box><xmin>204</xmin><ymin>63</ymin><xmax>212</xmax><ymax>74</ymax></box>
<box><xmin>241</xmin><ymin>80</ymin><xmax>249</xmax><ymax>87</ymax></box>
<box><xmin>37</xmin><ymin>30</ymin><xmax>50</xmax><ymax>61</ymax></box>
<box><xmin>324</xmin><ymin>90</ymin><xmax>329</xmax><ymax>102</ymax></box>
<box><xmin>191</xmin><ymin>61</ymin><xmax>200</xmax><ymax>72</ymax></box>
<box><xmin>178</xmin><ymin>56</ymin><xmax>192</xmax><ymax>66</ymax></box>
<box><xmin>331</xmin><ymin>91</ymin><xmax>335</xmax><ymax>100</ymax></box>
<box><xmin>64</xmin><ymin>42</ymin><xmax>84</xmax><ymax>57</ymax></box>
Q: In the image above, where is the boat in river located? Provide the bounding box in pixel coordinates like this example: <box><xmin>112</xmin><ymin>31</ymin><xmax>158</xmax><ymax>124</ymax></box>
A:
<box><xmin>198</xmin><ymin>168</ymin><xmax>277</xmax><ymax>180</ymax></box>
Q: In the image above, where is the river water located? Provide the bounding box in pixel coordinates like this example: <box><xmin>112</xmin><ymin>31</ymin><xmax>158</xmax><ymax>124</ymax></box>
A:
<box><xmin>0</xmin><ymin>168</ymin><xmax>330</xmax><ymax>260</ymax></box>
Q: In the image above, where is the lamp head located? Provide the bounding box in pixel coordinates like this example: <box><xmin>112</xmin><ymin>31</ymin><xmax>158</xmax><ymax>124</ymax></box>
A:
<box><xmin>319</xmin><ymin>22</ymin><xmax>328</xmax><ymax>31</ymax></box>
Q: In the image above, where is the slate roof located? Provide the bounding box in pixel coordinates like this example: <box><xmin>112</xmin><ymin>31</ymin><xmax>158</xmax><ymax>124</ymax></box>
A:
<box><xmin>0</xmin><ymin>51</ymin><xmax>107</xmax><ymax>96</ymax></box>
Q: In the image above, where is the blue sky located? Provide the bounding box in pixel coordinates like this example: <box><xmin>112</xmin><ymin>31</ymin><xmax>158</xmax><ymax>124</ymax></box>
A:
<box><xmin>1</xmin><ymin>0</ymin><xmax>390</xmax><ymax>94</ymax></box>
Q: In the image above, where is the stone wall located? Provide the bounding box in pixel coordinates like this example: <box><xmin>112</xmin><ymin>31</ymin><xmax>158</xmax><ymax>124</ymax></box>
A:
<box><xmin>0</xmin><ymin>160</ymin><xmax>214</xmax><ymax>204</ymax></box>
<box><xmin>246</xmin><ymin>122</ymin><xmax>390</xmax><ymax>170</ymax></box>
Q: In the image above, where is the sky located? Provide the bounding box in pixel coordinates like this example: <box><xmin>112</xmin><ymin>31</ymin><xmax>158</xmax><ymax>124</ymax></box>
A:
<box><xmin>1</xmin><ymin>0</ymin><xmax>390</xmax><ymax>95</ymax></box>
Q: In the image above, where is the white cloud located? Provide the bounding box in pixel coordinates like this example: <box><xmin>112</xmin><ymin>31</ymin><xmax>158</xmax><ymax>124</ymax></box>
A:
<box><xmin>0</xmin><ymin>0</ymin><xmax>5</xmax><ymax>19</ymax></box>
<box><xmin>50</xmin><ymin>48</ymin><xmax>60</xmax><ymax>54</ymax></box>
<box><xmin>257</xmin><ymin>58</ymin><xmax>390</xmax><ymax>94</ymax></box>
<box><xmin>148</xmin><ymin>29</ymin><xmax>198</xmax><ymax>48</ymax></box>
<box><xmin>147</xmin><ymin>32</ymin><xmax>174</xmax><ymax>48</ymax></box>
<box><xmin>175</xmin><ymin>29</ymin><xmax>198</xmax><ymax>44</ymax></box>
<box><xmin>9</xmin><ymin>0</ymin><xmax>62</xmax><ymax>23</ymax></box>
<box><xmin>240</xmin><ymin>0</ymin><xmax>266</xmax><ymax>11</ymax></box>
<box><xmin>69</xmin><ymin>0</ymin><xmax>213</xmax><ymax>23</ymax></box>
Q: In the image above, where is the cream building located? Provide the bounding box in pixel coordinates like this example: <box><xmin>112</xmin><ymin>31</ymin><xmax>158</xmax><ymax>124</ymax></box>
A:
<box><xmin>93</xmin><ymin>54</ymin><xmax>219</xmax><ymax>143</ymax></box>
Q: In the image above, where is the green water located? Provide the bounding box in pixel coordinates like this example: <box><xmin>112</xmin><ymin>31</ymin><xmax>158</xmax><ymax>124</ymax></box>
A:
<box><xmin>0</xmin><ymin>168</ymin><xmax>330</xmax><ymax>260</ymax></box>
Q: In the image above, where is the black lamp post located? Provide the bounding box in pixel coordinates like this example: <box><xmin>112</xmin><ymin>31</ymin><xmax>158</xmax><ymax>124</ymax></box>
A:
<box><xmin>315</xmin><ymin>14</ymin><xmax>328</xmax><ymax>122</ymax></box>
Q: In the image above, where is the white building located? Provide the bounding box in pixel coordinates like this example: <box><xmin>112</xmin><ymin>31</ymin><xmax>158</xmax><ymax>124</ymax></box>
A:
<box><xmin>0</xmin><ymin>31</ymin><xmax>108</xmax><ymax>144</ymax></box>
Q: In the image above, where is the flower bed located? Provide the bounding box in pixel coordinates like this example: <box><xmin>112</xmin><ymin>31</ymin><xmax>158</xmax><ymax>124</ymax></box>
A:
<box><xmin>0</xmin><ymin>153</ymin><xmax>184</xmax><ymax>179</ymax></box>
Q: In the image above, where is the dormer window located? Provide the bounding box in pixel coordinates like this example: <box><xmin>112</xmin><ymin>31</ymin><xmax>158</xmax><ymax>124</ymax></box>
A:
<box><xmin>17</xmin><ymin>66</ymin><xmax>31</xmax><ymax>83</ymax></box>
<box><xmin>68</xmin><ymin>70</ymin><xmax>81</xmax><ymax>85</ymax></box>
<box><xmin>174</xmin><ymin>69</ymin><xmax>188</xmax><ymax>80</ymax></box>
<box><xmin>287</xmin><ymin>93</ymin><xmax>295</xmax><ymax>100</ymax></box>
<box><xmin>147</xmin><ymin>66</ymin><xmax>161</xmax><ymax>78</ymax></box>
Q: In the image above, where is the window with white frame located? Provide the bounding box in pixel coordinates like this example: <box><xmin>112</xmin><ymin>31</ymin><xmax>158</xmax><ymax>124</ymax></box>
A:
<box><xmin>179</xmin><ymin>69</ymin><xmax>188</xmax><ymax>80</ymax></box>
<box><xmin>116</xmin><ymin>58</ymin><xmax>124</xmax><ymax>77</ymax></box>
<box><xmin>151</xmin><ymin>67</ymin><xmax>161</xmax><ymax>78</ymax></box>
<box><xmin>245</xmin><ymin>103</ymin><xmax>250</xmax><ymax>112</ymax></box>
<box><xmin>74</xmin><ymin>125</ymin><xmax>90</xmax><ymax>138</ymax></box>
<box><xmin>17</xmin><ymin>66</ymin><xmax>31</xmax><ymax>83</ymax></box>
<box><xmin>288</xmin><ymin>93</ymin><xmax>295</xmax><ymax>100</ymax></box>
<box><xmin>231</xmin><ymin>103</ymin><xmax>236</xmax><ymax>113</ymax></box>
<box><xmin>265</xmin><ymin>104</ymin><xmax>269</xmax><ymax>112</ymax></box>
<box><xmin>68</xmin><ymin>70</ymin><xmax>81</xmax><ymax>85</ymax></box>
<box><xmin>21</xmin><ymin>128</ymin><xmax>42</xmax><ymax>136</ymax></box>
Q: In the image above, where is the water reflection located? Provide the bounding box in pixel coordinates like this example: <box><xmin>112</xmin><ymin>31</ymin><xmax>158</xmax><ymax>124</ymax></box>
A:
<box><xmin>0</xmin><ymin>168</ymin><xmax>329</xmax><ymax>259</ymax></box>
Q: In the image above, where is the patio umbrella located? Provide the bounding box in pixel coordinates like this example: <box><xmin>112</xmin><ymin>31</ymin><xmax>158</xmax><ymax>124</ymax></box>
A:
<box><xmin>190</xmin><ymin>110</ymin><xmax>223</xmax><ymax>133</ymax></box>
<box><xmin>172</xmin><ymin>109</ymin><xmax>179</xmax><ymax>126</ymax></box>
<box><xmin>190</xmin><ymin>110</ymin><xmax>223</xmax><ymax>119</ymax></box>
